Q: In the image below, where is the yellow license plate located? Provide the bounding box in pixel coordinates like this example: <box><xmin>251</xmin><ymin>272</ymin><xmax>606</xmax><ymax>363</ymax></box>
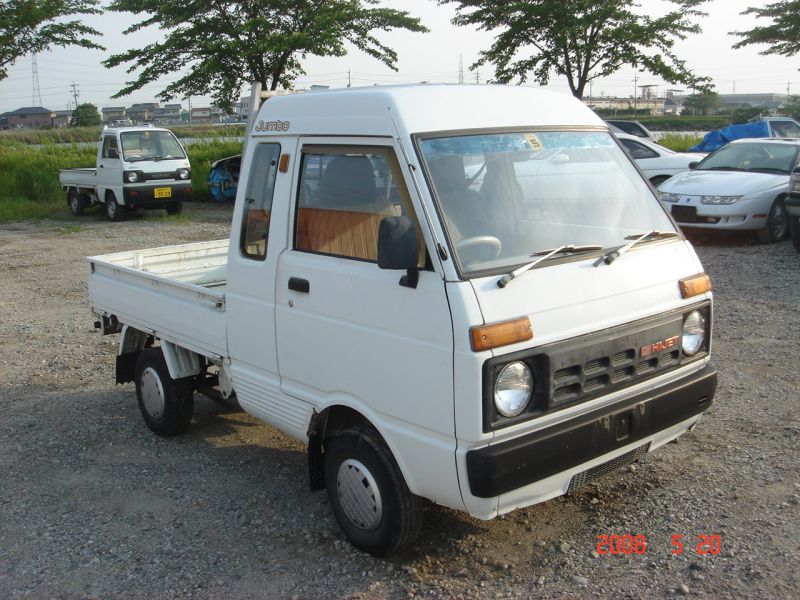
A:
<box><xmin>154</xmin><ymin>187</ymin><xmax>172</xmax><ymax>198</ymax></box>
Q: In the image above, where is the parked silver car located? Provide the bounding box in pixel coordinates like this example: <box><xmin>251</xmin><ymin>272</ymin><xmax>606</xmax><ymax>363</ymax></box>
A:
<box><xmin>658</xmin><ymin>138</ymin><xmax>799</xmax><ymax>243</ymax></box>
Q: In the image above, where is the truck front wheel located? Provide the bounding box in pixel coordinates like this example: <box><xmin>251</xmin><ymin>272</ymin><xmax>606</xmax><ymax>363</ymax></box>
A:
<box><xmin>105</xmin><ymin>192</ymin><xmax>125</xmax><ymax>222</ymax></box>
<box><xmin>68</xmin><ymin>189</ymin><xmax>85</xmax><ymax>216</ymax></box>
<box><xmin>791</xmin><ymin>216</ymin><xmax>800</xmax><ymax>253</ymax></box>
<box><xmin>166</xmin><ymin>201</ymin><xmax>183</xmax><ymax>216</ymax></box>
<box><xmin>134</xmin><ymin>348</ymin><xmax>194</xmax><ymax>436</ymax></box>
<box><xmin>324</xmin><ymin>426</ymin><xmax>422</xmax><ymax>556</ymax></box>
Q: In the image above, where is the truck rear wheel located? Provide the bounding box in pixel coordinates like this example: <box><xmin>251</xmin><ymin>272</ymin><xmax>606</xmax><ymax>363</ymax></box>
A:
<box><xmin>134</xmin><ymin>348</ymin><xmax>194</xmax><ymax>436</ymax></box>
<box><xmin>324</xmin><ymin>426</ymin><xmax>422</xmax><ymax>556</ymax></box>
<box><xmin>68</xmin><ymin>189</ymin><xmax>85</xmax><ymax>216</ymax></box>
<box><xmin>105</xmin><ymin>192</ymin><xmax>125</xmax><ymax>222</ymax></box>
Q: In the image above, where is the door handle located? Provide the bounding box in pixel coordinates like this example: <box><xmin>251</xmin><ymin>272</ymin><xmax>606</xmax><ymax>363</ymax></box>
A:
<box><xmin>288</xmin><ymin>277</ymin><xmax>310</xmax><ymax>293</ymax></box>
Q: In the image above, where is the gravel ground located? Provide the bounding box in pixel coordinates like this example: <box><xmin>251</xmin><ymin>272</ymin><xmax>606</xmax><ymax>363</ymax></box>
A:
<box><xmin>1</xmin><ymin>205</ymin><xmax>798</xmax><ymax>599</ymax></box>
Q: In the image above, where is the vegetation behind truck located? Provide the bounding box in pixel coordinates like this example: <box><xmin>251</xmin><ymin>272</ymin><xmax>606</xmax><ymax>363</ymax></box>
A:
<box><xmin>87</xmin><ymin>85</ymin><xmax>717</xmax><ymax>555</ymax></box>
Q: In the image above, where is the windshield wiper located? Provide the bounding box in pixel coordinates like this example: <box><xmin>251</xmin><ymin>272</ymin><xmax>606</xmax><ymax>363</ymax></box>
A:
<box><xmin>497</xmin><ymin>245</ymin><xmax>602</xmax><ymax>288</ymax></box>
<box><xmin>594</xmin><ymin>230</ymin><xmax>680</xmax><ymax>267</ymax></box>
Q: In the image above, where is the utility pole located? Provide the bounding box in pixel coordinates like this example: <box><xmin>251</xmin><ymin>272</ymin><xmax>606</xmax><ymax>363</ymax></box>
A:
<box><xmin>475</xmin><ymin>70</ymin><xmax>480</xmax><ymax>84</ymax></box>
<box><xmin>31</xmin><ymin>54</ymin><xmax>42</xmax><ymax>106</ymax></box>
<box><xmin>633</xmin><ymin>75</ymin><xmax>639</xmax><ymax>115</ymax></box>
<box><xmin>347</xmin><ymin>69</ymin><xmax>351</xmax><ymax>88</ymax></box>
<box><xmin>458</xmin><ymin>55</ymin><xmax>464</xmax><ymax>84</ymax></box>
<box><xmin>70</xmin><ymin>82</ymin><xmax>80</xmax><ymax>108</ymax></box>
<box><xmin>589</xmin><ymin>80</ymin><xmax>593</xmax><ymax>101</ymax></box>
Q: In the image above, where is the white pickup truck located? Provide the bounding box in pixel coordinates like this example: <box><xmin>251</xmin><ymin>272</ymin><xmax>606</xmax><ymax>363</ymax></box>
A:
<box><xmin>60</xmin><ymin>125</ymin><xmax>192</xmax><ymax>220</ymax></box>
<box><xmin>88</xmin><ymin>85</ymin><xmax>717</xmax><ymax>555</ymax></box>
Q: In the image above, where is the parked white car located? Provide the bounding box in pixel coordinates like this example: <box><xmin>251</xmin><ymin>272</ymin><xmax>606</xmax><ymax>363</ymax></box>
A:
<box><xmin>658</xmin><ymin>138</ymin><xmax>799</xmax><ymax>242</ymax></box>
<box><xmin>615</xmin><ymin>133</ymin><xmax>704</xmax><ymax>186</ymax></box>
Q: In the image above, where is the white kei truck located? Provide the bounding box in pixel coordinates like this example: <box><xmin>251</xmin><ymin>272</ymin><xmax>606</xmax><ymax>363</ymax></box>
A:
<box><xmin>87</xmin><ymin>85</ymin><xmax>718</xmax><ymax>556</ymax></box>
<box><xmin>60</xmin><ymin>125</ymin><xmax>192</xmax><ymax>221</ymax></box>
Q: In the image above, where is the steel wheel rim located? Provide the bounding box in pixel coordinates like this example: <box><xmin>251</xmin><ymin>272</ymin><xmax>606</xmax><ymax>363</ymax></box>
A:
<box><xmin>771</xmin><ymin>203</ymin><xmax>787</xmax><ymax>239</ymax></box>
<box><xmin>107</xmin><ymin>199</ymin><xmax>117</xmax><ymax>218</ymax></box>
<box><xmin>70</xmin><ymin>194</ymin><xmax>78</xmax><ymax>211</ymax></box>
<box><xmin>140</xmin><ymin>366</ymin><xmax>165</xmax><ymax>419</ymax></box>
<box><xmin>336</xmin><ymin>458</ymin><xmax>383</xmax><ymax>531</ymax></box>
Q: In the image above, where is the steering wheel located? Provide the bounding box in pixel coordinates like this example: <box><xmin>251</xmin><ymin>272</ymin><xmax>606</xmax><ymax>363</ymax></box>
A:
<box><xmin>455</xmin><ymin>235</ymin><xmax>502</xmax><ymax>260</ymax></box>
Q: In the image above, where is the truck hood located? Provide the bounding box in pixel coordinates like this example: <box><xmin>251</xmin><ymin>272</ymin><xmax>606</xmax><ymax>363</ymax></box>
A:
<box><xmin>658</xmin><ymin>169</ymin><xmax>787</xmax><ymax>196</ymax></box>
<box><xmin>469</xmin><ymin>240</ymin><xmax>703</xmax><ymax>350</ymax></box>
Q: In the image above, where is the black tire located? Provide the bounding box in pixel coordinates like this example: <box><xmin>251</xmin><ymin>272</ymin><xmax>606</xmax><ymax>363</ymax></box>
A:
<box><xmin>166</xmin><ymin>200</ymin><xmax>183</xmax><ymax>216</ymax></box>
<box><xmin>134</xmin><ymin>347</ymin><xmax>194</xmax><ymax>436</ymax></box>
<box><xmin>324</xmin><ymin>426</ymin><xmax>422</xmax><ymax>556</ymax></box>
<box><xmin>68</xmin><ymin>189</ymin><xmax>85</xmax><ymax>216</ymax></box>
<box><xmin>756</xmin><ymin>198</ymin><xmax>788</xmax><ymax>243</ymax></box>
<box><xmin>791</xmin><ymin>216</ymin><xmax>800</xmax><ymax>253</ymax></box>
<box><xmin>105</xmin><ymin>192</ymin><xmax>125</xmax><ymax>222</ymax></box>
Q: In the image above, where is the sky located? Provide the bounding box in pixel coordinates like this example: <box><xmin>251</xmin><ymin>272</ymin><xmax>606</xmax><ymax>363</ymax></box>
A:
<box><xmin>1</xmin><ymin>0</ymin><xmax>797</xmax><ymax>114</ymax></box>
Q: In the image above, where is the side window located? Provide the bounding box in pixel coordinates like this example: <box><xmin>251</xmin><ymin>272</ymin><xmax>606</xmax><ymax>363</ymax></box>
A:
<box><xmin>102</xmin><ymin>136</ymin><xmax>119</xmax><ymax>159</ymax></box>
<box><xmin>295</xmin><ymin>145</ymin><xmax>422</xmax><ymax>264</ymax></box>
<box><xmin>240</xmin><ymin>143</ymin><xmax>281</xmax><ymax>260</ymax></box>
<box><xmin>621</xmin><ymin>139</ymin><xmax>658</xmax><ymax>160</ymax></box>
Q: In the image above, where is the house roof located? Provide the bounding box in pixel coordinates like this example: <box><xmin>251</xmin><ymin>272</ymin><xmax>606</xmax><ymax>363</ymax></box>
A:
<box><xmin>7</xmin><ymin>106</ymin><xmax>53</xmax><ymax>116</ymax></box>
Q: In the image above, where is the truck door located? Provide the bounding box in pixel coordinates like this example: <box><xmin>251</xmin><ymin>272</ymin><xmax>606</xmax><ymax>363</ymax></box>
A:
<box><xmin>97</xmin><ymin>134</ymin><xmax>121</xmax><ymax>200</ymax></box>
<box><xmin>226</xmin><ymin>140</ymin><xmax>294</xmax><ymax>433</ymax></box>
<box><xmin>274</xmin><ymin>138</ymin><xmax>455</xmax><ymax>484</ymax></box>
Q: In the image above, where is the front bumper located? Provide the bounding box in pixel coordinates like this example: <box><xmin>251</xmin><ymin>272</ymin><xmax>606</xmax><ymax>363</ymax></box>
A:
<box><xmin>466</xmin><ymin>364</ymin><xmax>717</xmax><ymax>498</ymax></box>
<box><xmin>664</xmin><ymin>199</ymin><xmax>772</xmax><ymax>231</ymax></box>
<box><xmin>122</xmin><ymin>183</ymin><xmax>192</xmax><ymax>208</ymax></box>
<box><xmin>786</xmin><ymin>194</ymin><xmax>800</xmax><ymax>218</ymax></box>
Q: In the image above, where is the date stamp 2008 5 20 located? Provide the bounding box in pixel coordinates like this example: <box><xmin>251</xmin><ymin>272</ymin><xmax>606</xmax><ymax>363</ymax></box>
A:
<box><xmin>595</xmin><ymin>533</ymin><xmax>722</xmax><ymax>556</ymax></box>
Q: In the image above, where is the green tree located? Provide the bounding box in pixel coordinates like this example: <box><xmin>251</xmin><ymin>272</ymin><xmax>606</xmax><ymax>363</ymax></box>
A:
<box><xmin>440</xmin><ymin>0</ymin><xmax>711</xmax><ymax>99</ymax></box>
<box><xmin>0</xmin><ymin>0</ymin><xmax>103</xmax><ymax>81</ymax></box>
<box><xmin>103</xmin><ymin>0</ymin><xmax>427</xmax><ymax>111</ymax></box>
<box><xmin>780</xmin><ymin>95</ymin><xmax>800</xmax><ymax>121</ymax></box>
<box><xmin>731</xmin><ymin>104</ymin><xmax>768</xmax><ymax>123</ymax></box>
<box><xmin>69</xmin><ymin>103</ymin><xmax>101</xmax><ymax>127</ymax></box>
<box><xmin>682</xmin><ymin>91</ymin><xmax>721</xmax><ymax>116</ymax></box>
<box><xmin>732</xmin><ymin>1</ymin><xmax>800</xmax><ymax>59</ymax></box>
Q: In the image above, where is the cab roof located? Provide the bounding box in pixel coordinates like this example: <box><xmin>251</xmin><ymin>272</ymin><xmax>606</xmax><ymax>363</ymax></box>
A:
<box><xmin>253</xmin><ymin>84</ymin><xmax>604</xmax><ymax>139</ymax></box>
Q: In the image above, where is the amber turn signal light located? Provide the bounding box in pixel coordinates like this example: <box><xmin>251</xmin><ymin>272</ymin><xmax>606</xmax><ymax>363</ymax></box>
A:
<box><xmin>279</xmin><ymin>153</ymin><xmax>290</xmax><ymax>173</ymax></box>
<box><xmin>470</xmin><ymin>317</ymin><xmax>533</xmax><ymax>352</ymax></box>
<box><xmin>679</xmin><ymin>273</ymin><xmax>712</xmax><ymax>298</ymax></box>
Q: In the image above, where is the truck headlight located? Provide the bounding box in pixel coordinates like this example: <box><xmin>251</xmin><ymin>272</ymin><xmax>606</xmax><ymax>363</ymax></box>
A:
<box><xmin>700</xmin><ymin>195</ymin><xmax>741</xmax><ymax>205</ymax></box>
<box><xmin>790</xmin><ymin>179</ymin><xmax>800</xmax><ymax>194</ymax></box>
<box><xmin>494</xmin><ymin>361</ymin><xmax>533</xmax><ymax>418</ymax></box>
<box><xmin>177</xmin><ymin>168</ymin><xmax>190</xmax><ymax>180</ymax></box>
<box><xmin>660</xmin><ymin>192</ymin><xmax>681</xmax><ymax>203</ymax></box>
<box><xmin>125</xmin><ymin>171</ymin><xmax>139</xmax><ymax>183</ymax></box>
<box><xmin>682</xmin><ymin>310</ymin><xmax>706</xmax><ymax>356</ymax></box>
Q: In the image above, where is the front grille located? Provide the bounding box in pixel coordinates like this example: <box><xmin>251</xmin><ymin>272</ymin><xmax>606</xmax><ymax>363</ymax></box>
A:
<box><xmin>144</xmin><ymin>171</ymin><xmax>177</xmax><ymax>181</ymax></box>
<box><xmin>547</xmin><ymin>318</ymin><xmax>684</xmax><ymax>410</ymax></box>
<box><xmin>567</xmin><ymin>443</ymin><xmax>650</xmax><ymax>491</ymax></box>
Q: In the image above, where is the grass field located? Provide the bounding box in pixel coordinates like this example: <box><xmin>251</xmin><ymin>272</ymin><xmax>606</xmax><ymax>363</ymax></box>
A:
<box><xmin>0</xmin><ymin>139</ymin><xmax>242</xmax><ymax>221</ymax></box>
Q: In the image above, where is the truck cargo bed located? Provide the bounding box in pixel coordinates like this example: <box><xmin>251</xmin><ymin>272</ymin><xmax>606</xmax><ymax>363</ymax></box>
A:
<box><xmin>88</xmin><ymin>239</ymin><xmax>229</xmax><ymax>359</ymax></box>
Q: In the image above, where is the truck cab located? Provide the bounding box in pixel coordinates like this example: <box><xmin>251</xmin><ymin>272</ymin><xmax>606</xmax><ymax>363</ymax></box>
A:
<box><xmin>88</xmin><ymin>85</ymin><xmax>716</xmax><ymax>555</ymax></box>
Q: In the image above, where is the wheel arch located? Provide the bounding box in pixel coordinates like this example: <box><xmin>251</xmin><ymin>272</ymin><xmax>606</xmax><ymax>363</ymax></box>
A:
<box><xmin>307</xmin><ymin>404</ymin><xmax>412</xmax><ymax>495</ymax></box>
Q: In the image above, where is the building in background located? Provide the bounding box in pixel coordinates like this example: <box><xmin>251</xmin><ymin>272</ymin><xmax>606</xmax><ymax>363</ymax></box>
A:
<box><xmin>3</xmin><ymin>106</ymin><xmax>57</xmax><ymax>129</ymax></box>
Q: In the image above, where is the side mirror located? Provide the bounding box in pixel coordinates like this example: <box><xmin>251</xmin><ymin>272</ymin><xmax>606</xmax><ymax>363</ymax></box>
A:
<box><xmin>378</xmin><ymin>216</ymin><xmax>419</xmax><ymax>288</ymax></box>
<box><xmin>688</xmin><ymin>161</ymin><xmax>698</xmax><ymax>170</ymax></box>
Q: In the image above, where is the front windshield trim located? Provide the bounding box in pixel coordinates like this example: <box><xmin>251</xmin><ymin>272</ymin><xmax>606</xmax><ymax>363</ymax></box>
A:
<box><xmin>412</xmin><ymin>127</ymin><xmax>681</xmax><ymax>281</ymax></box>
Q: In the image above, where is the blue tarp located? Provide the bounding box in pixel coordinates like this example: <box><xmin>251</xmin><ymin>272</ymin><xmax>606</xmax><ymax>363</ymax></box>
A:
<box><xmin>689</xmin><ymin>122</ymin><xmax>770</xmax><ymax>152</ymax></box>
<box><xmin>208</xmin><ymin>155</ymin><xmax>241</xmax><ymax>203</ymax></box>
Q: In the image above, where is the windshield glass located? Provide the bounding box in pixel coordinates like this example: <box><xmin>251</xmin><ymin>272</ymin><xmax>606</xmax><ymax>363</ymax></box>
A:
<box><xmin>120</xmin><ymin>130</ymin><xmax>186</xmax><ymax>162</ymax></box>
<box><xmin>418</xmin><ymin>130</ymin><xmax>675</xmax><ymax>276</ymax></box>
<box><xmin>770</xmin><ymin>120</ymin><xmax>800</xmax><ymax>137</ymax></box>
<box><xmin>696</xmin><ymin>142</ymin><xmax>798</xmax><ymax>174</ymax></box>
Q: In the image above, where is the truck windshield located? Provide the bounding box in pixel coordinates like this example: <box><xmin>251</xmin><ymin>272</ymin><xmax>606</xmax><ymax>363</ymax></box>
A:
<box><xmin>120</xmin><ymin>130</ymin><xmax>187</xmax><ymax>162</ymax></box>
<box><xmin>418</xmin><ymin>130</ymin><xmax>676</xmax><ymax>276</ymax></box>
